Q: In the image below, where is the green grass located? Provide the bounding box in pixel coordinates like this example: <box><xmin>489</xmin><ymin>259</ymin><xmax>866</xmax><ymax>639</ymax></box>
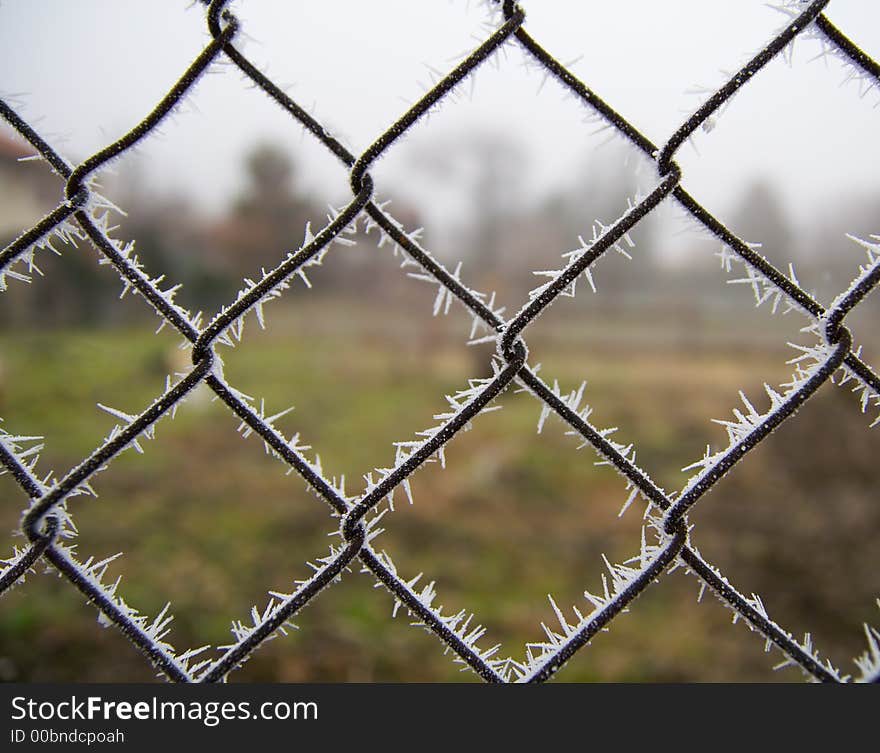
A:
<box><xmin>0</xmin><ymin>304</ymin><xmax>877</xmax><ymax>682</ymax></box>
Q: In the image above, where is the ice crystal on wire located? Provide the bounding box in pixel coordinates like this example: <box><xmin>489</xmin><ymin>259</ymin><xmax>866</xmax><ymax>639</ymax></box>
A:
<box><xmin>520</xmin><ymin>522</ymin><xmax>672</xmax><ymax>681</ymax></box>
<box><xmin>0</xmin><ymin>214</ymin><xmax>85</xmax><ymax>291</ymax></box>
<box><xmin>407</xmin><ymin>260</ymin><xmax>465</xmax><ymax>317</ymax></box>
<box><xmin>212</xmin><ymin>377</ymin><xmax>340</xmax><ymax>507</ymax></box>
<box><xmin>52</xmin><ymin>543</ymin><xmax>202</xmax><ymax>678</ymax></box>
<box><xmin>0</xmin><ymin>426</ymin><xmax>80</xmax><ymax>539</ymax></box>
<box><xmin>211</xmin><ymin>215</ymin><xmax>357</xmax><ymax>349</ymax></box>
<box><xmin>817</xmin><ymin>234</ymin><xmax>880</xmax><ymax>424</ymax></box>
<box><xmin>771</xmin><ymin>1</ymin><xmax>880</xmax><ymax>102</ymax></box>
<box><xmin>529</xmin><ymin>214</ymin><xmax>637</xmax><ymax>303</ymax></box>
<box><xmin>683</xmin><ymin>64</ymin><xmax>748</xmax><ymax>141</ymax></box>
<box><xmin>217</xmin><ymin>542</ymin><xmax>360</xmax><ymax>675</ymax></box>
<box><xmin>369</xmin><ymin>547</ymin><xmax>517</xmax><ymax>680</ymax></box>
<box><xmin>71</xmin><ymin>195</ymin><xmax>206</xmax><ymax>342</ymax></box>
<box><xmin>477</xmin><ymin>0</ymin><xmax>505</xmax><ymax>27</ymax></box>
<box><xmin>522</xmin><ymin>375</ymin><xmax>656</xmax><ymax>518</ymax></box>
<box><xmin>803</xmin><ymin>329</ymin><xmax>880</xmax><ymax>427</ymax></box>
<box><xmin>364</xmin><ymin>200</ymin><xmax>507</xmax><ymax>345</ymax></box>
<box><xmin>97</xmin><ymin>403</ymin><xmax>158</xmax><ymax>456</ymax></box>
<box><xmin>680</xmin><ymin>546</ymin><xmax>845</xmax><ymax>682</ymax></box>
<box><xmin>680</xmin><ymin>0</ymin><xmax>817</xmax><ymax>154</ymax></box>
<box><xmin>359</xmin><ymin>365</ymin><xmax>506</xmax><ymax>521</ymax></box>
<box><xmin>679</xmin><ymin>332</ymin><xmax>836</xmax><ymax>501</ymax></box>
<box><xmin>0</xmin><ymin>546</ymin><xmax>42</xmax><ymax>589</ymax></box>
<box><xmin>834</xmin><ymin>357</ymin><xmax>880</xmax><ymax>427</ymax></box>
<box><xmin>711</xmin><ymin>229</ymin><xmax>880</xmax><ymax>425</ymax></box>
<box><xmin>0</xmin><ymin>428</ymin><xmax>45</xmax><ymax>482</ymax></box>
<box><xmin>846</xmin><ymin>233</ymin><xmax>880</xmax><ymax>268</ymax></box>
<box><xmin>726</xmin><ymin>254</ymin><xmax>805</xmax><ymax>316</ymax></box>
<box><xmin>853</xmin><ymin>602</ymin><xmax>880</xmax><ymax>683</ymax></box>
<box><xmin>227</xmin><ymin>600</ymin><xmax>288</xmax><ymax>646</ymax></box>
<box><xmin>0</xmin><ymin>418</ymin><xmax>199</xmax><ymax>675</ymax></box>
<box><xmin>831</xmin><ymin>234</ymin><xmax>880</xmax><ymax>317</ymax></box>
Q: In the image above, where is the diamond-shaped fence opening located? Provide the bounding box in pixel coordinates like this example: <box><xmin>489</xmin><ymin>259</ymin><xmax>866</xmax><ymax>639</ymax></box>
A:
<box><xmin>517</xmin><ymin>216</ymin><xmax>817</xmax><ymax>487</ymax></box>
<box><xmin>99</xmin><ymin>71</ymin><xmax>357</xmax><ymax>319</ymax></box>
<box><xmin>359</xmin><ymin>385</ymin><xmax>653</xmax><ymax>670</ymax></box>
<box><xmin>675</xmin><ymin>75</ymin><xmax>879</xmax><ymax>299</ymax></box>
<box><xmin>214</xmin><ymin>235</ymin><xmax>486</xmax><ymax>482</ymax></box>
<box><xmin>0</xmin><ymin>274</ymin><xmax>188</xmax><ymax>472</ymax></box>
<box><xmin>60</xmin><ymin>395</ymin><xmax>335</xmax><ymax>646</ymax></box>
<box><xmin>690</xmin><ymin>384</ymin><xmax>880</xmax><ymax>661</ymax></box>
<box><xmin>1</xmin><ymin>0</ymin><xmax>879</xmax><ymax>683</ymax></box>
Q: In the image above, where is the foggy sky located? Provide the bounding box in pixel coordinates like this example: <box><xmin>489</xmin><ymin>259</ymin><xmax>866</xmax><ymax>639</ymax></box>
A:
<box><xmin>1</xmin><ymin>0</ymin><xmax>878</xmax><ymax>250</ymax></box>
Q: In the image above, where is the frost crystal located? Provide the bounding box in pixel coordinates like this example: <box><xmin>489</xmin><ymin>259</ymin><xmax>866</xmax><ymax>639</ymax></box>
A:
<box><xmin>712</xmin><ymin>230</ymin><xmax>880</xmax><ymax>425</ymax></box>
<box><xmin>520</xmin><ymin>522</ymin><xmax>673</xmax><ymax>681</ymax></box>
<box><xmin>853</xmin><ymin>602</ymin><xmax>880</xmax><ymax>682</ymax></box>
<box><xmin>770</xmin><ymin>1</ymin><xmax>880</xmax><ymax>102</ymax></box>
<box><xmin>529</xmin><ymin>214</ymin><xmax>637</xmax><ymax>302</ymax></box>
<box><xmin>370</xmin><ymin>547</ymin><xmax>517</xmax><ymax>679</ymax></box>
<box><xmin>682</xmin><ymin>548</ymin><xmax>845</xmax><ymax>682</ymax></box>
<box><xmin>0</xmin><ymin>215</ymin><xmax>85</xmax><ymax>292</ymax></box>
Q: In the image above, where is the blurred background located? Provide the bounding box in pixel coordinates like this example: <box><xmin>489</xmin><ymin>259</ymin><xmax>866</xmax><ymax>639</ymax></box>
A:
<box><xmin>0</xmin><ymin>0</ymin><xmax>879</xmax><ymax>682</ymax></box>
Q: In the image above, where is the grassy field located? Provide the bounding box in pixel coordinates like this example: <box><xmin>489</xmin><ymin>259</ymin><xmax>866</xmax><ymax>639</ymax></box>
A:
<box><xmin>0</xmin><ymin>298</ymin><xmax>878</xmax><ymax>682</ymax></box>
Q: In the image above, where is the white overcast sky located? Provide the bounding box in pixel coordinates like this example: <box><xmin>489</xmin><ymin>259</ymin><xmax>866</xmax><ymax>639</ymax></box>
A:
<box><xmin>1</xmin><ymin>0</ymin><xmax>878</xmax><ymax>245</ymax></box>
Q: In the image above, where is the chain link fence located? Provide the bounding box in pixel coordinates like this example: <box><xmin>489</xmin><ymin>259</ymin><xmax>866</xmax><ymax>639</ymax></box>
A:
<box><xmin>1</xmin><ymin>0</ymin><xmax>879</xmax><ymax>682</ymax></box>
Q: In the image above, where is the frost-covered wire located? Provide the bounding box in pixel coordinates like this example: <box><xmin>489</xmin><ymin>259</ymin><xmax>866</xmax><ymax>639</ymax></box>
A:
<box><xmin>0</xmin><ymin>0</ymin><xmax>878</xmax><ymax>683</ymax></box>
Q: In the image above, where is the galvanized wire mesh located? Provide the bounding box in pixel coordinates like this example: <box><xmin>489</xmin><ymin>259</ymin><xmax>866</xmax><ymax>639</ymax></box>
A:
<box><xmin>1</xmin><ymin>0</ymin><xmax>879</xmax><ymax>682</ymax></box>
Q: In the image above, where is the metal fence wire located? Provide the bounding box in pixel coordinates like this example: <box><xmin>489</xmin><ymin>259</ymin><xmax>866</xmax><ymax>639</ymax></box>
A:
<box><xmin>1</xmin><ymin>0</ymin><xmax>879</xmax><ymax>683</ymax></box>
